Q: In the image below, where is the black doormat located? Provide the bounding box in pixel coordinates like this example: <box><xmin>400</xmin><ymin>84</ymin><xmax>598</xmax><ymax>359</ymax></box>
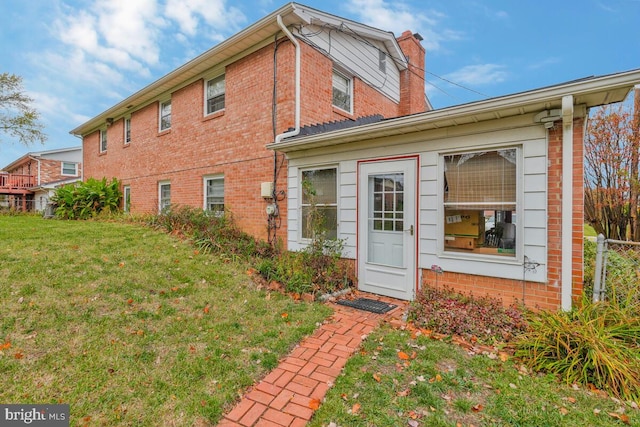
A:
<box><xmin>336</xmin><ymin>298</ymin><xmax>397</xmax><ymax>314</ymax></box>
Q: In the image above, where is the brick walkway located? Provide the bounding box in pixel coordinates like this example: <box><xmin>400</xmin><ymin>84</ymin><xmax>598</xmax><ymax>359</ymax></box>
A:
<box><xmin>217</xmin><ymin>294</ymin><xmax>408</xmax><ymax>426</ymax></box>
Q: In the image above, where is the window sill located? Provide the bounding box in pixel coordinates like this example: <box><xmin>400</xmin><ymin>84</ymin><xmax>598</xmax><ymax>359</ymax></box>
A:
<box><xmin>123</xmin><ymin>142</ymin><xmax>131</xmax><ymax>147</ymax></box>
<box><xmin>157</xmin><ymin>129</ymin><xmax>171</xmax><ymax>137</ymax></box>
<box><xmin>332</xmin><ymin>106</ymin><xmax>354</xmax><ymax>119</ymax></box>
<box><xmin>203</xmin><ymin>109</ymin><xmax>225</xmax><ymax>122</ymax></box>
<box><xmin>98</xmin><ymin>151</ymin><xmax>107</xmax><ymax>156</ymax></box>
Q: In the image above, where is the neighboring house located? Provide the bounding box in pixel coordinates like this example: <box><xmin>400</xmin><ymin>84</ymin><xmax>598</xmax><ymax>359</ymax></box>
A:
<box><xmin>271</xmin><ymin>69</ymin><xmax>640</xmax><ymax>311</ymax></box>
<box><xmin>70</xmin><ymin>3</ymin><xmax>429</xmax><ymax>238</ymax></box>
<box><xmin>0</xmin><ymin>147</ymin><xmax>83</xmax><ymax>212</ymax></box>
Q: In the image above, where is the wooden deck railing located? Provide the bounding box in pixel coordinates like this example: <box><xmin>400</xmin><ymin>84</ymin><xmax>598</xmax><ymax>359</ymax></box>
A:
<box><xmin>0</xmin><ymin>173</ymin><xmax>36</xmax><ymax>190</ymax></box>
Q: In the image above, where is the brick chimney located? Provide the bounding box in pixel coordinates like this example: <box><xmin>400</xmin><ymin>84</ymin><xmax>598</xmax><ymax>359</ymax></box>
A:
<box><xmin>396</xmin><ymin>30</ymin><xmax>428</xmax><ymax>115</ymax></box>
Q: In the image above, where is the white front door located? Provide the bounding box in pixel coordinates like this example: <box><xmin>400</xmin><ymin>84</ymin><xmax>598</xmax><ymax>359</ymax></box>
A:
<box><xmin>358</xmin><ymin>158</ymin><xmax>417</xmax><ymax>300</ymax></box>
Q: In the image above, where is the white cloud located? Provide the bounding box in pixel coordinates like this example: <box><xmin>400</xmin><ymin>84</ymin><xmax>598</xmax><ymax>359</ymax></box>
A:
<box><xmin>344</xmin><ymin>0</ymin><xmax>461</xmax><ymax>52</ymax></box>
<box><xmin>445</xmin><ymin>64</ymin><xmax>508</xmax><ymax>86</ymax></box>
<box><xmin>164</xmin><ymin>0</ymin><xmax>246</xmax><ymax>39</ymax></box>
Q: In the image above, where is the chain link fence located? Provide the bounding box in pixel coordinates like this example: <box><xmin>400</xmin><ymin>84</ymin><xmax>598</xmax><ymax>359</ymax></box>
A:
<box><xmin>592</xmin><ymin>234</ymin><xmax>640</xmax><ymax>304</ymax></box>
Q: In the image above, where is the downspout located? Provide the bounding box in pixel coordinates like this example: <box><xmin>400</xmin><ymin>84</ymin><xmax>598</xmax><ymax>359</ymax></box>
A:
<box><xmin>274</xmin><ymin>15</ymin><xmax>300</xmax><ymax>143</ymax></box>
<box><xmin>561</xmin><ymin>95</ymin><xmax>574</xmax><ymax>311</ymax></box>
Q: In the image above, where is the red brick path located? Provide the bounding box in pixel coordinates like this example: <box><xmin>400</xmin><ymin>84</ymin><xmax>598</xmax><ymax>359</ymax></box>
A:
<box><xmin>217</xmin><ymin>295</ymin><xmax>408</xmax><ymax>426</ymax></box>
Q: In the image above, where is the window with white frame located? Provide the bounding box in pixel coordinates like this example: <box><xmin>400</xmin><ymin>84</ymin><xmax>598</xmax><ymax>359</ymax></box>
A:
<box><xmin>100</xmin><ymin>129</ymin><xmax>107</xmax><ymax>153</ymax></box>
<box><xmin>332</xmin><ymin>70</ymin><xmax>352</xmax><ymax>113</ymax></box>
<box><xmin>124</xmin><ymin>117</ymin><xmax>131</xmax><ymax>144</ymax></box>
<box><xmin>301</xmin><ymin>167</ymin><xmax>338</xmax><ymax>240</ymax></box>
<box><xmin>61</xmin><ymin>162</ymin><xmax>78</xmax><ymax>176</ymax></box>
<box><xmin>443</xmin><ymin>148</ymin><xmax>518</xmax><ymax>257</ymax></box>
<box><xmin>205</xmin><ymin>74</ymin><xmax>225</xmax><ymax>115</ymax></box>
<box><xmin>158</xmin><ymin>181</ymin><xmax>171</xmax><ymax>212</ymax></box>
<box><xmin>159</xmin><ymin>99</ymin><xmax>172</xmax><ymax>131</ymax></box>
<box><xmin>123</xmin><ymin>185</ymin><xmax>131</xmax><ymax>212</ymax></box>
<box><xmin>204</xmin><ymin>176</ymin><xmax>224</xmax><ymax>214</ymax></box>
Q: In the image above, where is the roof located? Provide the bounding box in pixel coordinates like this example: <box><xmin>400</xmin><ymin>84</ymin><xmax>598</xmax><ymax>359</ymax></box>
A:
<box><xmin>69</xmin><ymin>2</ymin><xmax>407</xmax><ymax>137</ymax></box>
<box><xmin>2</xmin><ymin>146</ymin><xmax>82</xmax><ymax>171</ymax></box>
<box><xmin>269</xmin><ymin>68</ymin><xmax>640</xmax><ymax>152</ymax></box>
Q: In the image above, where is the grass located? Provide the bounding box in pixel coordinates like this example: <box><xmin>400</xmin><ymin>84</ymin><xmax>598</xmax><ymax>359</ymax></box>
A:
<box><xmin>0</xmin><ymin>215</ymin><xmax>331</xmax><ymax>426</ymax></box>
<box><xmin>308</xmin><ymin>325</ymin><xmax>638</xmax><ymax>427</ymax></box>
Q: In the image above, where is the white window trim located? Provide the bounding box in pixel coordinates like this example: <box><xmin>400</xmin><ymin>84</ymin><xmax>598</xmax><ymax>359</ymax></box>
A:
<box><xmin>158</xmin><ymin>181</ymin><xmax>171</xmax><ymax>213</ymax></box>
<box><xmin>298</xmin><ymin>165</ymin><xmax>339</xmax><ymax>243</ymax></box>
<box><xmin>123</xmin><ymin>185</ymin><xmax>131</xmax><ymax>212</ymax></box>
<box><xmin>159</xmin><ymin>98</ymin><xmax>172</xmax><ymax>132</ymax></box>
<box><xmin>124</xmin><ymin>116</ymin><xmax>131</xmax><ymax>144</ymax></box>
<box><xmin>61</xmin><ymin>162</ymin><xmax>78</xmax><ymax>176</ymax></box>
<box><xmin>203</xmin><ymin>175</ymin><xmax>224</xmax><ymax>215</ymax></box>
<box><xmin>99</xmin><ymin>128</ymin><xmax>107</xmax><ymax>153</ymax></box>
<box><xmin>204</xmin><ymin>74</ymin><xmax>226</xmax><ymax>116</ymax></box>
<box><xmin>332</xmin><ymin>69</ymin><xmax>353</xmax><ymax>114</ymax></box>
<box><xmin>438</xmin><ymin>145</ymin><xmax>523</xmax><ymax>263</ymax></box>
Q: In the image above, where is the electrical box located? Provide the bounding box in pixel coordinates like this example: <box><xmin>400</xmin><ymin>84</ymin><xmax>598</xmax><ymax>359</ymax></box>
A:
<box><xmin>261</xmin><ymin>181</ymin><xmax>274</xmax><ymax>198</ymax></box>
<box><xmin>266</xmin><ymin>204</ymin><xmax>278</xmax><ymax>216</ymax></box>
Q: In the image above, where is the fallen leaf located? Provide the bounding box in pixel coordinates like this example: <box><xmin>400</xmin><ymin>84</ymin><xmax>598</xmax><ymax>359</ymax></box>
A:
<box><xmin>608</xmin><ymin>413</ymin><xmax>631</xmax><ymax>424</ymax></box>
<box><xmin>127</xmin><ymin>298</ymin><xmax>134</xmax><ymax>304</ymax></box>
<box><xmin>499</xmin><ymin>352</ymin><xmax>509</xmax><ymax>362</ymax></box>
<box><xmin>308</xmin><ymin>398</ymin><xmax>321</xmax><ymax>410</ymax></box>
<box><xmin>14</xmin><ymin>352</ymin><xmax>24</xmax><ymax>359</ymax></box>
<box><xmin>189</xmin><ymin>345</ymin><xmax>196</xmax><ymax>353</ymax></box>
<box><xmin>351</xmin><ymin>403</ymin><xmax>361</xmax><ymax>415</ymax></box>
<box><xmin>398</xmin><ymin>351</ymin><xmax>410</xmax><ymax>360</ymax></box>
<box><xmin>397</xmin><ymin>389</ymin><xmax>410</xmax><ymax>397</ymax></box>
<box><xmin>559</xmin><ymin>407</ymin><xmax>569</xmax><ymax>415</ymax></box>
<box><xmin>373</xmin><ymin>372</ymin><xmax>382</xmax><ymax>382</ymax></box>
<box><xmin>171</xmin><ymin>286</ymin><xmax>179</xmax><ymax>292</ymax></box>
<box><xmin>281</xmin><ymin>312</ymin><xmax>289</xmax><ymax>319</ymax></box>
<box><xmin>509</xmin><ymin>383</ymin><xmax>517</xmax><ymax>389</ymax></box>
<box><xmin>203</xmin><ymin>305</ymin><xmax>210</xmax><ymax>314</ymax></box>
<box><xmin>340</xmin><ymin>393</ymin><xmax>348</xmax><ymax>401</ymax></box>
<box><xmin>408</xmin><ymin>420</ymin><xmax>419</xmax><ymax>427</ymax></box>
<box><xmin>0</xmin><ymin>341</ymin><xmax>10</xmax><ymax>350</ymax></box>
<box><xmin>429</xmin><ymin>374</ymin><xmax>442</xmax><ymax>383</ymax></box>
<box><xmin>472</xmin><ymin>404</ymin><xmax>483</xmax><ymax>412</ymax></box>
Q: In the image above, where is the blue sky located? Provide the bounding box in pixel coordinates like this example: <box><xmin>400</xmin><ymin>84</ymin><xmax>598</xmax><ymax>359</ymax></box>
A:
<box><xmin>1</xmin><ymin>0</ymin><xmax>639</xmax><ymax>168</ymax></box>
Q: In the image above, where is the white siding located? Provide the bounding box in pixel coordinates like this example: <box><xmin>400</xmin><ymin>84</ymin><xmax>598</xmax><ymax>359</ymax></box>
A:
<box><xmin>294</xmin><ymin>24</ymin><xmax>401</xmax><ymax>102</ymax></box>
<box><xmin>286</xmin><ymin>116</ymin><xmax>550</xmax><ymax>283</ymax></box>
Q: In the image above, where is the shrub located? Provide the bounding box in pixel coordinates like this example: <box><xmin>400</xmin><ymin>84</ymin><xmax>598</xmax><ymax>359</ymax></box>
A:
<box><xmin>515</xmin><ymin>294</ymin><xmax>640</xmax><ymax>401</ymax></box>
<box><xmin>52</xmin><ymin>177</ymin><xmax>121</xmax><ymax>219</ymax></box>
<box><xmin>409</xmin><ymin>285</ymin><xmax>529</xmax><ymax>344</ymax></box>
<box><xmin>147</xmin><ymin>205</ymin><xmax>273</xmax><ymax>259</ymax></box>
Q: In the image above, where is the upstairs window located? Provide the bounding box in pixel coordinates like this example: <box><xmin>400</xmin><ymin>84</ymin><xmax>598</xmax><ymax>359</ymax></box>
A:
<box><xmin>332</xmin><ymin>70</ymin><xmax>352</xmax><ymax>113</ymax></box>
<box><xmin>124</xmin><ymin>117</ymin><xmax>131</xmax><ymax>144</ymax></box>
<box><xmin>204</xmin><ymin>176</ymin><xmax>224</xmax><ymax>214</ymax></box>
<box><xmin>159</xmin><ymin>99</ymin><xmax>172</xmax><ymax>131</ymax></box>
<box><xmin>61</xmin><ymin>162</ymin><xmax>78</xmax><ymax>176</ymax></box>
<box><xmin>443</xmin><ymin>148</ymin><xmax>518</xmax><ymax>257</ymax></box>
<box><xmin>301</xmin><ymin>167</ymin><xmax>338</xmax><ymax>240</ymax></box>
<box><xmin>206</xmin><ymin>75</ymin><xmax>225</xmax><ymax>115</ymax></box>
<box><xmin>100</xmin><ymin>129</ymin><xmax>107</xmax><ymax>153</ymax></box>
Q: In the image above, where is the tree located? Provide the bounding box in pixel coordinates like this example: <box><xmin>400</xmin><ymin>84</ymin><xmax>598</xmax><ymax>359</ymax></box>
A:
<box><xmin>584</xmin><ymin>100</ymin><xmax>639</xmax><ymax>240</ymax></box>
<box><xmin>0</xmin><ymin>72</ymin><xmax>46</xmax><ymax>145</ymax></box>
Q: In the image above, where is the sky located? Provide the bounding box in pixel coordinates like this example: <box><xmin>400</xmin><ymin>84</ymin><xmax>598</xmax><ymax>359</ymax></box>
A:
<box><xmin>1</xmin><ymin>0</ymin><xmax>639</xmax><ymax>168</ymax></box>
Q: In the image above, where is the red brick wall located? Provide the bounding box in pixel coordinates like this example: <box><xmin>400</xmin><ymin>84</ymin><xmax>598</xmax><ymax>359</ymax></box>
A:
<box><xmin>7</xmin><ymin>158</ymin><xmax>81</xmax><ymax>185</ymax></box>
<box><xmin>83</xmin><ymin>36</ymin><xmax>424</xmax><ymax>240</ymax></box>
<box><xmin>419</xmin><ymin>119</ymin><xmax>585</xmax><ymax>311</ymax></box>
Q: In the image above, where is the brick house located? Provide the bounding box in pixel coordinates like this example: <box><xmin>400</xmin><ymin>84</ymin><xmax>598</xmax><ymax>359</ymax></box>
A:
<box><xmin>70</xmin><ymin>2</ymin><xmax>640</xmax><ymax>310</ymax></box>
<box><xmin>0</xmin><ymin>146</ymin><xmax>82</xmax><ymax>212</ymax></box>
<box><xmin>272</xmin><ymin>69</ymin><xmax>640</xmax><ymax>310</ymax></box>
<box><xmin>70</xmin><ymin>3</ymin><xmax>429</xmax><ymax>241</ymax></box>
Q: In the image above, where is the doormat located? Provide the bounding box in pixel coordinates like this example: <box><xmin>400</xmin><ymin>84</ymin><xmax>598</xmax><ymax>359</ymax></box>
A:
<box><xmin>336</xmin><ymin>298</ymin><xmax>397</xmax><ymax>314</ymax></box>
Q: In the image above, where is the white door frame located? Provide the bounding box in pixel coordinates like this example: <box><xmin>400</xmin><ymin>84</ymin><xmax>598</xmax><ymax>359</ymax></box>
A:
<box><xmin>357</xmin><ymin>156</ymin><xmax>418</xmax><ymax>300</ymax></box>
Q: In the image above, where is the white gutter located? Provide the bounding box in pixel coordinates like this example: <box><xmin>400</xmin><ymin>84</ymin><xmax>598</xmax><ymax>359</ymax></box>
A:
<box><xmin>561</xmin><ymin>95</ymin><xmax>574</xmax><ymax>311</ymax></box>
<box><xmin>274</xmin><ymin>14</ymin><xmax>300</xmax><ymax>143</ymax></box>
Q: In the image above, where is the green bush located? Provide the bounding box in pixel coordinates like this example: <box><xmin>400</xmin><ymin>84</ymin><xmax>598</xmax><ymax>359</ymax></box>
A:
<box><xmin>52</xmin><ymin>177</ymin><xmax>121</xmax><ymax>219</ymax></box>
<box><xmin>515</xmin><ymin>294</ymin><xmax>640</xmax><ymax>401</ymax></box>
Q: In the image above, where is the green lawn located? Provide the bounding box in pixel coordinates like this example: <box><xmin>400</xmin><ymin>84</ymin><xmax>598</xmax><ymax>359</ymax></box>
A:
<box><xmin>0</xmin><ymin>215</ymin><xmax>330</xmax><ymax>425</ymax></box>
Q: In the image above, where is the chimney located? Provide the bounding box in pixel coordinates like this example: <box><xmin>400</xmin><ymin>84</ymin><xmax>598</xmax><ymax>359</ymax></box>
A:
<box><xmin>396</xmin><ymin>30</ymin><xmax>428</xmax><ymax>116</ymax></box>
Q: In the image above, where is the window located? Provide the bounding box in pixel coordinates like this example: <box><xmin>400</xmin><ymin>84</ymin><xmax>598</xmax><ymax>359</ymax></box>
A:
<box><xmin>100</xmin><ymin>129</ymin><xmax>107</xmax><ymax>153</ymax></box>
<box><xmin>158</xmin><ymin>181</ymin><xmax>171</xmax><ymax>212</ymax></box>
<box><xmin>61</xmin><ymin>162</ymin><xmax>78</xmax><ymax>176</ymax></box>
<box><xmin>371</xmin><ymin>173</ymin><xmax>404</xmax><ymax>232</ymax></box>
<box><xmin>301</xmin><ymin>168</ymin><xmax>338</xmax><ymax>240</ymax></box>
<box><xmin>124</xmin><ymin>117</ymin><xmax>131</xmax><ymax>144</ymax></box>
<box><xmin>159</xmin><ymin>99</ymin><xmax>171</xmax><ymax>131</ymax></box>
<box><xmin>443</xmin><ymin>148</ymin><xmax>518</xmax><ymax>257</ymax></box>
<box><xmin>123</xmin><ymin>185</ymin><xmax>131</xmax><ymax>212</ymax></box>
<box><xmin>205</xmin><ymin>75</ymin><xmax>225</xmax><ymax>115</ymax></box>
<box><xmin>204</xmin><ymin>176</ymin><xmax>224</xmax><ymax>214</ymax></box>
<box><xmin>332</xmin><ymin>70</ymin><xmax>352</xmax><ymax>113</ymax></box>
<box><xmin>379</xmin><ymin>50</ymin><xmax>387</xmax><ymax>73</ymax></box>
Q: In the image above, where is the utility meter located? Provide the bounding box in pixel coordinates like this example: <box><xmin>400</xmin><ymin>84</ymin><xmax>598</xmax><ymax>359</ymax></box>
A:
<box><xmin>266</xmin><ymin>204</ymin><xmax>278</xmax><ymax>217</ymax></box>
